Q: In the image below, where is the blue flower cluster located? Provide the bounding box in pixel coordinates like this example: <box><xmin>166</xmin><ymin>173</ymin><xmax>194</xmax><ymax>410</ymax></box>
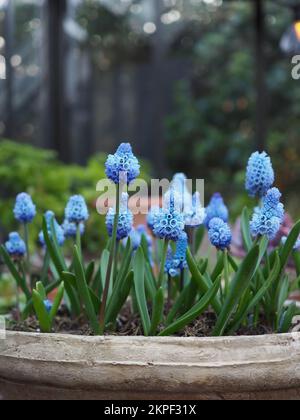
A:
<box><xmin>246</xmin><ymin>151</ymin><xmax>274</xmax><ymax>198</ymax></box>
<box><xmin>165</xmin><ymin>231</ymin><xmax>188</xmax><ymax>277</ymax></box>
<box><xmin>106</xmin><ymin>193</ymin><xmax>134</xmax><ymax>241</ymax></box>
<box><xmin>105</xmin><ymin>143</ymin><xmax>140</xmax><ymax>185</ymax></box>
<box><xmin>13</xmin><ymin>193</ymin><xmax>36</xmax><ymax>224</ymax></box>
<box><xmin>147</xmin><ymin>206</ymin><xmax>161</xmax><ymax>231</ymax></box>
<box><xmin>171</xmin><ymin>173</ymin><xmax>192</xmax><ymax>212</ymax></box>
<box><xmin>250</xmin><ymin>188</ymin><xmax>285</xmax><ymax>240</ymax></box>
<box><xmin>5</xmin><ymin>232</ymin><xmax>26</xmax><ymax>258</ymax></box>
<box><xmin>65</xmin><ymin>195</ymin><xmax>89</xmax><ymax>224</ymax></box>
<box><xmin>208</xmin><ymin>218</ymin><xmax>232</xmax><ymax>251</ymax></box>
<box><xmin>185</xmin><ymin>192</ymin><xmax>206</xmax><ymax>228</ymax></box>
<box><xmin>153</xmin><ymin>189</ymin><xmax>185</xmax><ymax>242</ymax></box>
<box><xmin>205</xmin><ymin>193</ymin><xmax>229</xmax><ymax>228</ymax></box>
<box><xmin>44</xmin><ymin>299</ymin><xmax>53</xmax><ymax>314</ymax></box>
<box><xmin>39</xmin><ymin>211</ymin><xmax>65</xmax><ymax>247</ymax></box>
<box><xmin>125</xmin><ymin>225</ymin><xmax>152</xmax><ymax>251</ymax></box>
<box><xmin>62</xmin><ymin>219</ymin><xmax>85</xmax><ymax>239</ymax></box>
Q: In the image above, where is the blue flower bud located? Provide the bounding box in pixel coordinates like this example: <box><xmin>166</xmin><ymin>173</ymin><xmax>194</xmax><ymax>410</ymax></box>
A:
<box><xmin>205</xmin><ymin>193</ymin><xmax>229</xmax><ymax>228</ymax></box>
<box><xmin>106</xmin><ymin>193</ymin><xmax>133</xmax><ymax>241</ymax></box>
<box><xmin>250</xmin><ymin>188</ymin><xmax>285</xmax><ymax>240</ymax></box>
<box><xmin>43</xmin><ymin>299</ymin><xmax>53</xmax><ymax>314</ymax></box>
<box><xmin>13</xmin><ymin>193</ymin><xmax>36</xmax><ymax>224</ymax></box>
<box><xmin>208</xmin><ymin>218</ymin><xmax>232</xmax><ymax>251</ymax></box>
<box><xmin>165</xmin><ymin>231</ymin><xmax>188</xmax><ymax>277</ymax></box>
<box><xmin>62</xmin><ymin>219</ymin><xmax>85</xmax><ymax>239</ymax></box>
<box><xmin>5</xmin><ymin>232</ymin><xmax>26</xmax><ymax>258</ymax></box>
<box><xmin>153</xmin><ymin>189</ymin><xmax>185</xmax><ymax>242</ymax></box>
<box><xmin>246</xmin><ymin>151</ymin><xmax>275</xmax><ymax>198</ymax></box>
<box><xmin>39</xmin><ymin>211</ymin><xmax>65</xmax><ymax>247</ymax></box>
<box><xmin>105</xmin><ymin>143</ymin><xmax>140</xmax><ymax>185</ymax></box>
<box><xmin>65</xmin><ymin>195</ymin><xmax>89</xmax><ymax>224</ymax></box>
<box><xmin>185</xmin><ymin>192</ymin><xmax>206</xmax><ymax>228</ymax></box>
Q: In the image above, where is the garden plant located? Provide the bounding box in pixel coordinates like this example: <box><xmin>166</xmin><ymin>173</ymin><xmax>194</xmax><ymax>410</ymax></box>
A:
<box><xmin>1</xmin><ymin>144</ymin><xmax>300</xmax><ymax>337</ymax></box>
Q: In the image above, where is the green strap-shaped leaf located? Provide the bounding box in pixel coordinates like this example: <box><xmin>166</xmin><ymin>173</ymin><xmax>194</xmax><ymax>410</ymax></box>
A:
<box><xmin>105</xmin><ymin>271</ymin><xmax>134</xmax><ymax>325</ymax></box>
<box><xmin>73</xmin><ymin>245</ymin><xmax>100</xmax><ymax>335</ymax></box>
<box><xmin>42</xmin><ymin>218</ymin><xmax>64</xmax><ymax>274</ymax></box>
<box><xmin>22</xmin><ymin>279</ymin><xmax>61</xmax><ymax>320</ymax></box>
<box><xmin>49</xmin><ymin>282</ymin><xmax>65</xmax><ymax>323</ymax></box>
<box><xmin>166</xmin><ymin>283</ymin><xmax>192</xmax><ymax>325</ymax></box>
<box><xmin>280</xmin><ymin>220</ymin><xmax>300</xmax><ymax>269</ymax></box>
<box><xmin>241</xmin><ymin>207</ymin><xmax>253</xmax><ymax>252</ymax></box>
<box><xmin>85</xmin><ymin>261</ymin><xmax>95</xmax><ymax>286</ymax></box>
<box><xmin>195</xmin><ymin>225</ymin><xmax>205</xmax><ymax>254</ymax></box>
<box><xmin>32</xmin><ymin>290</ymin><xmax>51</xmax><ymax>333</ymax></box>
<box><xmin>61</xmin><ymin>272</ymin><xmax>81</xmax><ymax>316</ymax></box>
<box><xmin>36</xmin><ymin>281</ymin><xmax>46</xmax><ymax>300</ymax></box>
<box><xmin>133</xmin><ymin>247</ymin><xmax>151</xmax><ymax>336</ymax></box>
<box><xmin>213</xmin><ymin>245</ymin><xmax>260</xmax><ymax>336</ymax></box>
<box><xmin>159</xmin><ymin>275</ymin><xmax>222</xmax><ymax>337</ymax></box>
<box><xmin>279</xmin><ymin>303</ymin><xmax>297</xmax><ymax>333</ymax></box>
<box><xmin>187</xmin><ymin>248</ymin><xmax>221</xmax><ymax>314</ymax></box>
<box><xmin>50</xmin><ymin>219</ymin><xmax>67</xmax><ymax>271</ymax></box>
<box><xmin>149</xmin><ymin>287</ymin><xmax>164</xmax><ymax>336</ymax></box>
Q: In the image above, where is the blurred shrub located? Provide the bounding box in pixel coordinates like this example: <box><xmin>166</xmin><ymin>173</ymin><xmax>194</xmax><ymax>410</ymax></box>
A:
<box><xmin>0</xmin><ymin>140</ymin><xmax>151</xmax><ymax>254</ymax></box>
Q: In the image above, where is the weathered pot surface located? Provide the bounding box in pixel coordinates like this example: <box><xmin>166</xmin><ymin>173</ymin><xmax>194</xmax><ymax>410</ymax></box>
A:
<box><xmin>1</xmin><ymin>331</ymin><xmax>300</xmax><ymax>400</ymax></box>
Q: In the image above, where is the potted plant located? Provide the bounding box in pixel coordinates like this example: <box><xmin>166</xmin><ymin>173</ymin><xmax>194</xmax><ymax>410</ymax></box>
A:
<box><xmin>1</xmin><ymin>145</ymin><xmax>300</xmax><ymax>401</ymax></box>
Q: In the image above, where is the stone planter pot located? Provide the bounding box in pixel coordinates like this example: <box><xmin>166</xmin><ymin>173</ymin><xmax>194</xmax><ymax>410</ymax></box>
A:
<box><xmin>1</xmin><ymin>331</ymin><xmax>300</xmax><ymax>400</ymax></box>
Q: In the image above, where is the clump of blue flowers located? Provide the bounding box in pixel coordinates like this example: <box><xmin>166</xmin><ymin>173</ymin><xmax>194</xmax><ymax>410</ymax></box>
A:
<box><xmin>105</xmin><ymin>143</ymin><xmax>140</xmax><ymax>185</ymax></box>
<box><xmin>185</xmin><ymin>192</ymin><xmax>206</xmax><ymax>228</ymax></box>
<box><xmin>246</xmin><ymin>151</ymin><xmax>274</xmax><ymax>198</ymax></box>
<box><xmin>39</xmin><ymin>211</ymin><xmax>65</xmax><ymax>247</ymax></box>
<box><xmin>165</xmin><ymin>231</ymin><xmax>188</xmax><ymax>277</ymax></box>
<box><xmin>208</xmin><ymin>217</ymin><xmax>232</xmax><ymax>251</ymax></box>
<box><xmin>5</xmin><ymin>232</ymin><xmax>26</xmax><ymax>258</ymax></box>
<box><xmin>205</xmin><ymin>193</ymin><xmax>229</xmax><ymax>228</ymax></box>
<box><xmin>65</xmin><ymin>195</ymin><xmax>89</xmax><ymax>224</ymax></box>
<box><xmin>147</xmin><ymin>206</ymin><xmax>161</xmax><ymax>232</ymax></box>
<box><xmin>62</xmin><ymin>219</ymin><xmax>85</xmax><ymax>239</ymax></box>
<box><xmin>250</xmin><ymin>187</ymin><xmax>285</xmax><ymax>240</ymax></box>
<box><xmin>106</xmin><ymin>193</ymin><xmax>133</xmax><ymax>241</ymax></box>
<box><xmin>13</xmin><ymin>193</ymin><xmax>36</xmax><ymax>224</ymax></box>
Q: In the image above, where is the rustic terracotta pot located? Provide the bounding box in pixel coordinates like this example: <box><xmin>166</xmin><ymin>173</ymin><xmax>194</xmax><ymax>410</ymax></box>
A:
<box><xmin>1</xmin><ymin>331</ymin><xmax>300</xmax><ymax>400</ymax></box>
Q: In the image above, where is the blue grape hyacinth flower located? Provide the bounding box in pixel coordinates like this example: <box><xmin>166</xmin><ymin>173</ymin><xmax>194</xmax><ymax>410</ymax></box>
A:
<box><xmin>246</xmin><ymin>151</ymin><xmax>275</xmax><ymax>198</ymax></box>
<box><xmin>62</xmin><ymin>219</ymin><xmax>85</xmax><ymax>239</ymax></box>
<box><xmin>65</xmin><ymin>195</ymin><xmax>89</xmax><ymax>224</ymax></box>
<box><xmin>147</xmin><ymin>206</ymin><xmax>161</xmax><ymax>232</ymax></box>
<box><xmin>208</xmin><ymin>218</ymin><xmax>232</xmax><ymax>251</ymax></box>
<box><xmin>124</xmin><ymin>225</ymin><xmax>152</xmax><ymax>251</ymax></box>
<box><xmin>5</xmin><ymin>232</ymin><xmax>26</xmax><ymax>258</ymax></box>
<box><xmin>250</xmin><ymin>188</ymin><xmax>285</xmax><ymax>240</ymax></box>
<box><xmin>171</xmin><ymin>173</ymin><xmax>192</xmax><ymax>212</ymax></box>
<box><xmin>39</xmin><ymin>211</ymin><xmax>65</xmax><ymax>247</ymax></box>
<box><xmin>165</xmin><ymin>231</ymin><xmax>188</xmax><ymax>277</ymax></box>
<box><xmin>13</xmin><ymin>193</ymin><xmax>36</xmax><ymax>224</ymax></box>
<box><xmin>153</xmin><ymin>189</ymin><xmax>185</xmax><ymax>242</ymax></box>
<box><xmin>106</xmin><ymin>193</ymin><xmax>133</xmax><ymax>241</ymax></box>
<box><xmin>185</xmin><ymin>192</ymin><xmax>206</xmax><ymax>228</ymax></box>
<box><xmin>205</xmin><ymin>193</ymin><xmax>229</xmax><ymax>228</ymax></box>
<box><xmin>44</xmin><ymin>299</ymin><xmax>53</xmax><ymax>314</ymax></box>
<box><xmin>105</xmin><ymin>143</ymin><xmax>140</xmax><ymax>185</ymax></box>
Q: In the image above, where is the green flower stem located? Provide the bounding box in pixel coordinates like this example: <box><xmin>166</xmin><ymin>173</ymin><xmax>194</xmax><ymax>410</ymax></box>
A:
<box><xmin>158</xmin><ymin>239</ymin><xmax>169</xmax><ymax>289</ymax></box>
<box><xmin>180</xmin><ymin>269</ymin><xmax>185</xmax><ymax>291</ymax></box>
<box><xmin>40</xmin><ymin>250</ymin><xmax>50</xmax><ymax>286</ymax></box>
<box><xmin>167</xmin><ymin>274</ymin><xmax>172</xmax><ymax>310</ymax></box>
<box><xmin>24</xmin><ymin>223</ymin><xmax>30</xmax><ymax>270</ymax></box>
<box><xmin>224</xmin><ymin>249</ymin><xmax>230</xmax><ymax>297</ymax></box>
<box><xmin>76</xmin><ymin>224</ymin><xmax>82</xmax><ymax>262</ymax></box>
<box><xmin>112</xmin><ymin>241</ymin><xmax>120</xmax><ymax>286</ymax></box>
<box><xmin>99</xmin><ymin>184</ymin><xmax>120</xmax><ymax>334</ymax></box>
<box><xmin>187</xmin><ymin>227</ymin><xmax>196</xmax><ymax>255</ymax></box>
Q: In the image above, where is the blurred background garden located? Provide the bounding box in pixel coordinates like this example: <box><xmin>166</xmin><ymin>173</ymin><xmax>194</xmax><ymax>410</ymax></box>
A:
<box><xmin>0</xmin><ymin>0</ymin><xmax>300</xmax><ymax>254</ymax></box>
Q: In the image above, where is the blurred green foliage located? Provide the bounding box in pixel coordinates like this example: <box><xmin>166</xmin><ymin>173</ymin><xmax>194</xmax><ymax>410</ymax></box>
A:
<box><xmin>0</xmin><ymin>140</ymin><xmax>151</xmax><ymax>254</ymax></box>
<box><xmin>166</xmin><ymin>2</ymin><xmax>300</xmax><ymax>219</ymax></box>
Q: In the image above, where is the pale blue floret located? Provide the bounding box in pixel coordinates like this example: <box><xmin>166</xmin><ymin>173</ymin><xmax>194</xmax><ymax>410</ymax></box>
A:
<box><xmin>246</xmin><ymin>151</ymin><xmax>274</xmax><ymax>198</ymax></box>
<box><xmin>147</xmin><ymin>206</ymin><xmax>161</xmax><ymax>231</ymax></box>
<box><xmin>65</xmin><ymin>195</ymin><xmax>89</xmax><ymax>223</ymax></box>
<box><xmin>5</xmin><ymin>232</ymin><xmax>26</xmax><ymax>258</ymax></box>
<box><xmin>44</xmin><ymin>299</ymin><xmax>53</xmax><ymax>314</ymax></box>
<box><xmin>165</xmin><ymin>231</ymin><xmax>189</xmax><ymax>277</ymax></box>
<box><xmin>208</xmin><ymin>218</ymin><xmax>232</xmax><ymax>251</ymax></box>
<box><xmin>106</xmin><ymin>193</ymin><xmax>133</xmax><ymax>241</ymax></box>
<box><xmin>205</xmin><ymin>193</ymin><xmax>229</xmax><ymax>228</ymax></box>
<box><xmin>153</xmin><ymin>189</ymin><xmax>185</xmax><ymax>242</ymax></box>
<box><xmin>250</xmin><ymin>188</ymin><xmax>285</xmax><ymax>240</ymax></box>
<box><xmin>62</xmin><ymin>219</ymin><xmax>85</xmax><ymax>239</ymax></box>
<box><xmin>105</xmin><ymin>143</ymin><xmax>140</xmax><ymax>185</ymax></box>
<box><xmin>185</xmin><ymin>192</ymin><xmax>206</xmax><ymax>228</ymax></box>
<box><xmin>13</xmin><ymin>193</ymin><xmax>36</xmax><ymax>224</ymax></box>
<box><xmin>39</xmin><ymin>211</ymin><xmax>65</xmax><ymax>247</ymax></box>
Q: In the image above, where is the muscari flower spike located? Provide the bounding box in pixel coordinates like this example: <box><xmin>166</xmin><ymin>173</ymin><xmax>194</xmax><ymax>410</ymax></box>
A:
<box><xmin>153</xmin><ymin>189</ymin><xmax>185</xmax><ymax>242</ymax></box>
<box><xmin>13</xmin><ymin>193</ymin><xmax>36</xmax><ymax>224</ymax></box>
<box><xmin>5</xmin><ymin>232</ymin><xmax>26</xmax><ymax>258</ymax></box>
<box><xmin>39</xmin><ymin>211</ymin><xmax>65</xmax><ymax>247</ymax></box>
<box><xmin>147</xmin><ymin>206</ymin><xmax>161</xmax><ymax>231</ymax></box>
<box><xmin>250</xmin><ymin>187</ymin><xmax>285</xmax><ymax>240</ymax></box>
<box><xmin>205</xmin><ymin>193</ymin><xmax>229</xmax><ymax>228</ymax></box>
<box><xmin>44</xmin><ymin>299</ymin><xmax>53</xmax><ymax>314</ymax></box>
<box><xmin>171</xmin><ymin>173</ymin><xmax>192</xmax><ymax>212</ymax></box>
<box><xmin>208</xmin><ymin>217</ymin><xmax>232</xmax><ymax>251</ymax></box>
<box><xmin>65</xmin><ymin>195</ymin><xmax>89</xmax><ymax>224</ymax></box>
<box><xmin>62</xmin><ymin>219</ymin><xmax>85</xmax><ymax>239</ymax></box>
<box><xmin>246</xmin><ymin>151</ymin><xmax>275</xmax><ymax>198</ymax></box>
<box><xmin>165</xmin><ymin>231</ymin><xmax>188</xmax><ymax>277</ymax></box>
<box><xmin>106</xmin><ymin>193</ymin><xmax>134</xmax><ymax>241</ymax></box>
<box><xmin>185</xmin><ymin>192</ymin><xmax>206</xmax><ymax>228</ymax></box>
<box><xmin>105</xmin><ymin>143</ymin><xmax>140</xmax><ymax>185</ymax></box>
